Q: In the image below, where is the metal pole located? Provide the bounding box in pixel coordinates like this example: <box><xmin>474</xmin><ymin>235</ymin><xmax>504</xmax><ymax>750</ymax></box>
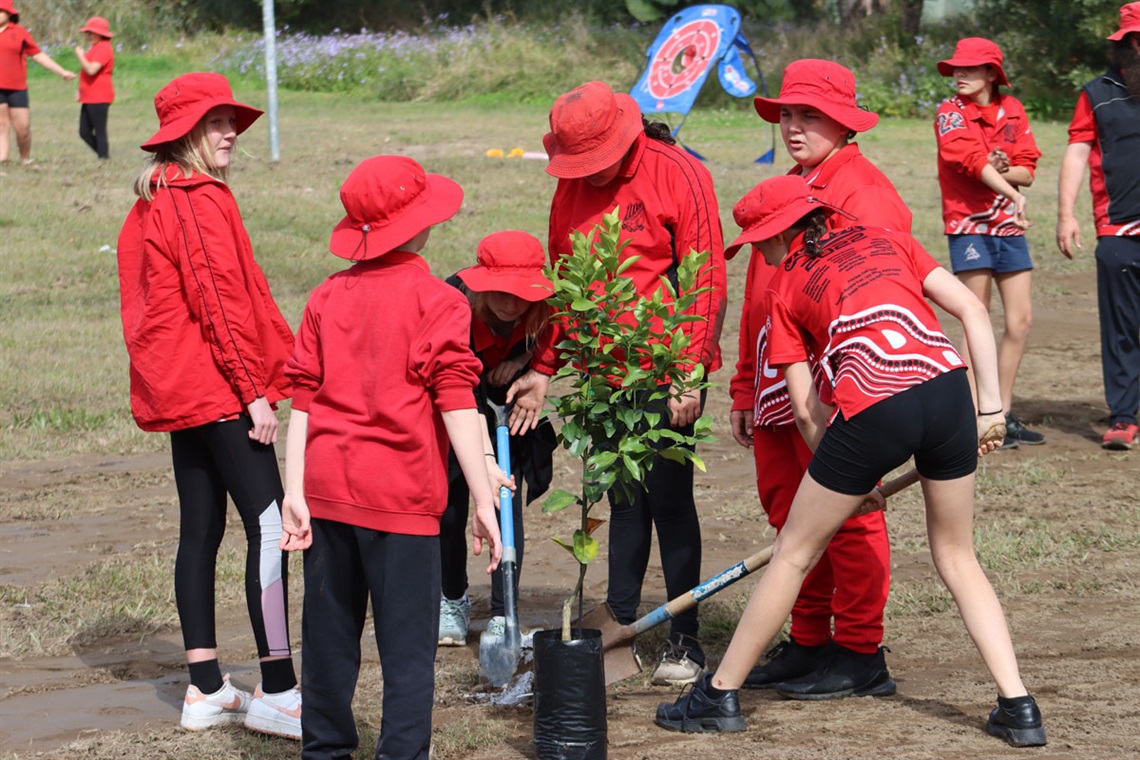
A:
<box><xmin>262</xmin><ymin>0</ymin><xmax>280</xmax><ymax>161</ymax></box>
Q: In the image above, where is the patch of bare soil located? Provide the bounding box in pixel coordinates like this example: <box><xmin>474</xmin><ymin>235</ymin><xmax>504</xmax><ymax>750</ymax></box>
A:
<box><xmin>2</xmin><ymin>269</ymin><xmax>1138</xmax><ymax>759</ymax></box>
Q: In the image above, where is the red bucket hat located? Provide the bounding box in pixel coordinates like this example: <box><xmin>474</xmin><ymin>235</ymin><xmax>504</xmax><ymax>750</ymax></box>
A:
<box><xmin>1108</xmin><ymin>2</ymin><xmax>1140</xmax><ymax>40</ymax></box>
<box><xmin>80</xmin><ymin>16</ymin><xmax>113</xmax><ymax>38</ymax></box>
<box><xmin>141</xmin><ymin>73</ymin><xmax>262</xmax><ymax>152</ymax></box>
<box><xmin>937</xmin><ymin>38</ymin><xmax>1009</xmax><ymax>87</ymax></box>
<box><xmin>329</xmin><ymin>155</ymin><xmax>463</xmax><ymax>261</ymax></box>
<box><xmin>543</xmin><ymin>81</ymin><xmax>644</xmax><ymax>179</ymax></box>
<box><xmin>725</xmin><ymin>176</ymin><xmax>841</xmax><ymax>259</ymax></box>
<box><xmin>457</xmin><ymin>231</ymin><xmax>553</xmax><ymax>302</ymax></box>
<box><xmin>754</xmin><ymin>59</ymin><xmax>878</xmax><ymax>134</ymax></box>
<box><xmin>0</xmin><ymin>0</ymin><xmax>18</xmax><ymax>16</ymax></box>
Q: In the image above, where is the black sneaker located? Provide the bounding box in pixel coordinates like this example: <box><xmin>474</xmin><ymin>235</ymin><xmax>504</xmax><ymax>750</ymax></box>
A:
<box><xmin>776</xmin><ymin>643</ymin><xmax>896</xmax><ymax>700</ymax></box>
<box><xmin>986</xmin><ymin>694</ymin><xmax>1047</xmax><ymax>747</ymax></box>
<box><xmin>743</xmin><ymin>637</ymin><xmax>826</xmax><ymax>690</ymax></box>
<box><xmin>655</xmin><ymin>673</ymin><xmax>746</xmax><ymax>733</ymax></box>
<box><xmin>1005</xmin><ymin>414</ymin><xmax>1046</xmax><ymax>445</ymax></box>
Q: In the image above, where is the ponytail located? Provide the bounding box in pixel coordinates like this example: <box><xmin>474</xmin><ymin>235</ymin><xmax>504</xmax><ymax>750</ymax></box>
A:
<box><xmin>799</xmin><ymin>210</ymin><xmax>831</xmax><ymax>258</ymax></box>
<box><xmin>642</xmin><ymin>118</ymin><xmax>677</xmax><ymax>145</ymax></box>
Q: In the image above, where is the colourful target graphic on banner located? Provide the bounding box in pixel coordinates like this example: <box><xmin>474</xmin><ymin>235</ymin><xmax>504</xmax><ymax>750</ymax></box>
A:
<box><xmin>646</xmin><ymin>20</ymin><xmax>721</xmax><ymax>100</ymax></box>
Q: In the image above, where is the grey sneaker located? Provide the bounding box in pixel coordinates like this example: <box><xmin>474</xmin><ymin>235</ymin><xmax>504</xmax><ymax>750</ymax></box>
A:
<box><xmin>438</xmin><ymin>595</ymin><xmax>471</xmax><ymax>646</ymax></box>
<box><xmin>485</xmin><ymin>615</ymin><xmax>506</xmax><ymax>638</ymax></box>
<box><xmin>651</xmin><ymin>634</ymin><xmax>706</xmax><ymax>686</ymax></box>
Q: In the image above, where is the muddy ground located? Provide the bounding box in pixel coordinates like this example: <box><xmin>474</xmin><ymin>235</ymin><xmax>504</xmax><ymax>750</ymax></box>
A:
<box><xmin>2</xmin><ymin>268</ymin><xmax>1138</xmax><ymax>759</ymax></box>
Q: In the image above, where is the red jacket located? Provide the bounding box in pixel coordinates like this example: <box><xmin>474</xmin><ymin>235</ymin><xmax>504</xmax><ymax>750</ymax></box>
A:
<box><xmin>286</xmin><ymin>253</ymin><xmax>482</xmax><ymax>536</ymax></box>
<box><xmin>534</xmin><ymin>132</ymin><xmax>727</xmax><ymax>376</ymax></box>
<box><xmin>935</xmin><ymin>93</ymin><xmax>1040</xmax><ymax>236</ymax></box>
<box><xmin>117</xmin><ymin>168</ymin><xmax>295</xmax><ymax>432</ymax></box>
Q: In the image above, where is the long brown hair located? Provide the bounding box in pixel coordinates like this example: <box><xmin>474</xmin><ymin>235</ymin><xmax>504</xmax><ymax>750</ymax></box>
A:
<box><xmin>469</xmin><ymin>292</ymin><xmax>550</xmax><ymax>346</ymax></box>
<box><xmin>132</xmin><ymin>120</ymin><xmax>229</xmax><ymax>201</ymax></box>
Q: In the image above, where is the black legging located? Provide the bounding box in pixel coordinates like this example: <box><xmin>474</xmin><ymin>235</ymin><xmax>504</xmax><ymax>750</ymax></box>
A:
<box><xmin>170</xmin><ymin>417</ymin><xmax>291</xmax><ymax>657</ymax></box>
<box><xmin>78</xmin><ymin>103</ymin><xmax>109</xmax><ymax>158</ymax></box>
<box><xmin>439</xmin><ymin>457</ymin><xmax>525</xmax><ymax>617</ymax></box>
<box><xmin>605</xmin><ymin>390</ymin><xmax>705</xmax><ymax>642</ymax></box>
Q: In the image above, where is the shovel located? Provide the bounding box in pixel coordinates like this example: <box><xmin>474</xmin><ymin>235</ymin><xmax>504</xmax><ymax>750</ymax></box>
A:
<box><xmin>479</xmin><ymin>401</ymin><xmax>523</xmax><ymax>687</ymax></box>
<box><xmin>583</xmin><ymin>465</ymin><xmax>926</xmax><ymax>685</ymax></box>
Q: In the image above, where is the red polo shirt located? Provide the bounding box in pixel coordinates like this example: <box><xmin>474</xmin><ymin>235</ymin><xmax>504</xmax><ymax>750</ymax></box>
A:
<box><xmin>792</xmin><ymin>143</ymin><xmax>913</xmax><ymax>234</ymax></box>
<box><xmin>0</xmin><ymin>23</ymin><xmax>40</xmax><ymax>90</ymax></box>
<box><xmin>79</xmin><ymin>38</ymin><xmax>114</xmax><ymax>104</ymax></box>
<box><xmin>766</xmin><ymin>226</ymin><xmax>965</xmax><ymax>420</ymax></box>
<box><xmin>935</xmin><ymin>93</ymin><xmax>1040</xmax><ymax>236</ymax></box>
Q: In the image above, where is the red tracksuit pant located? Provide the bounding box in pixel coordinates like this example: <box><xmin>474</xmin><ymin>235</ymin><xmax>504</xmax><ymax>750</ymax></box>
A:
<box><xmin>753</xmin><ymin>423</ymin><xmax>891</xmax><ymax>653</ymax></box>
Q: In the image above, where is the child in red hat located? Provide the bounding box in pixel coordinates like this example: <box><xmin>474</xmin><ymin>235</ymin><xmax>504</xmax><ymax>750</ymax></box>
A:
<box><xmin>509</xmin><ymin>80</ymin><xmax>728</xmax><ymax>687</ymax></box>
<box><xmin>0</xmin><ymin>0</ymin><xmax>75</xmax><ymax>163</ymax></box>
<box><xmin>116</xmin><ymin>72</ymin><xmax>302</xmax><ymax>738</ymax></box>
<box><xmin>658</xmin><ymin>175</ymin><xmax>1047</xmax><ymax>749</ymax></box>
<box><xmin>935</xmin><ymin>37</ymin><xmax>1045</xmax><ymax>449</ymax></box>
<box><xmin>730</xmin><ymin>58</ymin><xmax>905</xmax><ymax>700</ymax></box>
<box><xmin>73</xmin><ymin>16</ymin><xmax>114</xmax><ymax>159</ymax></box>
<box><xmin>437</xmin><ymin>230</ymin><xmax>556</xmax><ymax>647</ymax></box>
<box><xmin>280</xmin><ymin>155</ymin><xmax>502</xmax><ymax>759</ymax></box>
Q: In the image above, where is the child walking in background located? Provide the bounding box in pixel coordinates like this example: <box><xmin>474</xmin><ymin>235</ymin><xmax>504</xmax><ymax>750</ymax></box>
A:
<box><xmin>116</xmin><ymin>72</ymin><xmax>301</xmax><ymax>739</ymax></box>
<box><xmin>733</xmin><ymin>58</ymin><xmax>905</xmax><ymax>699</ymax></box>
<box><xmin>438</xmin><ymin>230</ymin><xmax>556</xmax><ymax>646</ymax></box>
<box><xmin>936</xmin><ymin>37</ymin><xmax>1043</xmax><ymax>447</ymax></box>
<box><xmin>280</xmin><ymin>155</ymin><xmax>503</xmax><ymax>760</ymax></box>
<box><xmin>74</xmin><ymin>16</ymin><xmax>114</xmax><ymax>159</ymax></box>
<box><xmin>0</xmin><ymin>0</ymin><xmax>75</xmax><ymax>163</ymax></box>
<box><xmin>658</xmin><ymin>176</ymin><xmax>1046</xmax><ymax>748</ymax></box>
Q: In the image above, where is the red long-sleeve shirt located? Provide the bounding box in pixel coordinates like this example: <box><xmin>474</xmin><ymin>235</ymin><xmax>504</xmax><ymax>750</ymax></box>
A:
<box><xmin>117</xmin><ymin>169</ymin><xmax>295</xmax><ymax>432</ymax></box>
<box><xmin>533</xmin><ymin>132</ymin><xmax>727</xmax><ymax>377</ymax></box>
<box><xmin>935</xmin><ymin>93</ymin><xmax>1040</xmax><ymax>236</ymax></box>
<box><xmin>286</xmin><ymin>253</ymin><xmax>482</xmax><ymax>536</ymax></box>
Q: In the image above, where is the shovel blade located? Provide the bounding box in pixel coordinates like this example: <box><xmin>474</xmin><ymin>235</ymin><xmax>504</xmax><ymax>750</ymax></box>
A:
<box><xmin>575</xmin><ymin>603</ymin><xmax>643</xmax><ymax>686</ymax></box>
<box><xmin>479</xmin><ymin>628</ymin><xmax>521</xmax><ymax>688</ymax></box>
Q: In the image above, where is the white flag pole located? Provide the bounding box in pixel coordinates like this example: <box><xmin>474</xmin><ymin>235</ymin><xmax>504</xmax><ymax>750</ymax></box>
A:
<box><xmin>262</xmin><ymin>0</ymin><xmax>280</xmax><ymax>161</ymax></box>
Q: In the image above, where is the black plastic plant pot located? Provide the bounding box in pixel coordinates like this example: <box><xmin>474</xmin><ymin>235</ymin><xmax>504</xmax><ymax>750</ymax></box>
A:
<box><xmin>532</xmin><ymin>628</ymin><xmax>608</xmax><ymax>759</ymax></box>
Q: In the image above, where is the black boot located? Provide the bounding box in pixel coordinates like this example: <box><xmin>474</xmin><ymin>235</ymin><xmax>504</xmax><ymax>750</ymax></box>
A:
<box><xmin>655</xmin><ymin>673</ymin><xmax>746</xmax><ymax>733</ymax></box>
<box><xmin>776</xmin><ymin>642</ymin><xmax>896</xmax><ymax>700</ymax></box>
<box><xmin>986</xmin><ymin>694</ymin><xmax>1047</xmax><ymax>747</ymax></box>
<box><xmin>743</xmin><ymin>637</ymin><xmax>826</xmax><ymax>690</ymax></box>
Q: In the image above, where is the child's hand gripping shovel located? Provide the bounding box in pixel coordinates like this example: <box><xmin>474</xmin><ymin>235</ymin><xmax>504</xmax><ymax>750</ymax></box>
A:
<box><xmin>479</xmin><ymin>401</ymin><xmax>523</xmax><ymax>687</ymax></box>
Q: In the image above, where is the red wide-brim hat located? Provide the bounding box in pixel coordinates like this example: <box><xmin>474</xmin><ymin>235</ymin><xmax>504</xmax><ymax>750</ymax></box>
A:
<box><xmin>141</xmin><ymin>72</ymin><xmax>262</xmax><ymax>152</ymax></box>
<box><xmin>544</xmin><ymin>81</ymin><xmax>644</xmax><ymax>179</ymax></box>
<box><xmin>329</xmin><ymin>155</ymin><xmax>464</xmax><ymax>261</ymax></box>
<box><xmin>80</xmin><ymin>16</ymin><xmax>113</xmax><ymax>38</ymax></box>
<box><xmin>0</xmin><ymin>0</ymin><xmax>19</xmax><ymax>16</ymax></box>
<box><xmin>937</xmin><ymin>37</ymin><xmax>1009</xmax><ymax>87</ymax></box>
<box><xmin>725</xmin><ymin>175</ymin><xmax>841</xmax><ymax>259</ymax></box>
<box><xmin>457</xmin><ymin>230</ymin><xmax>552</xmax><ymax>301</ymax></box>
<box><xmin>1107</xmin><ymin>2</ymin><xmax>1140</xmax><ymax>40</ymax></box>
<box><xmin>754</xmin><ymin>59</ymin><xmax>879</xmax><ymax>133</ymax></box>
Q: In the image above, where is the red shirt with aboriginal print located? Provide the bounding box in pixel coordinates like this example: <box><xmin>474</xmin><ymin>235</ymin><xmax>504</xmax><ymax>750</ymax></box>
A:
<box><xmin>765</xmin><ymin>226</ymin><xmax>966</xmax><ymax>420</ymax></box>
<box><xmin>935</xmin><ymin>93</ymin><xmax>1040</xmax><ymax>236</ymax></box>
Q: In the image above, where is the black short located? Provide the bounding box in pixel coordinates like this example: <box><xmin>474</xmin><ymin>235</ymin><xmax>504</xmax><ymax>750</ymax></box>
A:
<box><xmin>0</xmin><ymin>89</ymin><xmax>30</xmax><ymax>108</ymax></box>
<box><xmin>809</xmin><ymin>368</ymin><xmax>978</xmax><ymax>495</ymax></box>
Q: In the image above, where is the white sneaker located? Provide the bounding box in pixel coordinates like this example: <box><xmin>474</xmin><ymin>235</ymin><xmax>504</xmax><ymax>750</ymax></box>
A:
<box><xmin>243</xmin><ymin>683</ymin><xmax>302</xmax><ymax>740</ymax></box>
<box><xmin>439</xmin><ymin>595</ymin><xmax>471</xmax><ymax>646</ymax></box>
<box><xmin>180</xmin><ymin>674</ymin><xmax>250</xmax><ymax>731</ymax></box>
<box><xmin>651</xmin><ymin>637</ymin><xmax>707</xmax><ymax>686</ymax></box>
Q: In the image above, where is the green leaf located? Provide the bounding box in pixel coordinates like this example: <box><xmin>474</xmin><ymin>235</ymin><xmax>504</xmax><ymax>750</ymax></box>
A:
<box><xmin>542</xmin><ymin>489</ymin><xmax>579</xmax><ymax>513</ymax></box>
<box><xmin>570</xmin><ymin>298</ymin><xmax>597</xmax><ymax>312</ymax></box>
<box><xmin>573</xmin><ymin>531</ymin><xmax>599</xmax><ymax>564</ymax></box>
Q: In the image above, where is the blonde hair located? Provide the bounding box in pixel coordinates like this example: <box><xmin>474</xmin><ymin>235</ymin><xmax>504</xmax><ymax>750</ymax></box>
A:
<box><xmin>132</xmin><ymin>120</ymin><xmax>229</xmax><ymax>200</ymax></box>
<box><xmin>470</xmin><ymin>291</ymin><xmax>550</xmax><ymax>345</ymax></box>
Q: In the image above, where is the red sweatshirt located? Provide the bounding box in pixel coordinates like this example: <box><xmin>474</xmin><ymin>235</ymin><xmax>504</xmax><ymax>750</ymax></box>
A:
<box><xmin>117</xmin><ymin>168</ymin><xmax>294</xmax><ymax>432</ymax></box>
<box><xmin>534</xmin><ymin>132</ymin><xmax>727</xmax><ymax>376</ymax></box>
<box><xmin>286</xmin><ymin>253</ymin><xmax>482</xmax><ymax>536</ymax></box>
